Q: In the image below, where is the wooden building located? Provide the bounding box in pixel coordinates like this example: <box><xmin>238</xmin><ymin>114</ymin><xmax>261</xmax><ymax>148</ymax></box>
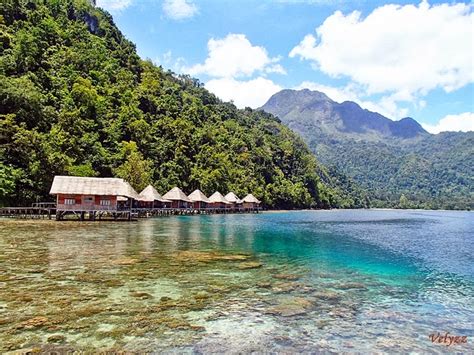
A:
<box><xmin>224</xmin><ymin>192</ymin><xmax>243</xmax><ymax>211</ymax></box>
<box><xmin>49</xmin><ymin>176</ymin><xmax>139</xmax><ymax>220</ymax></box>
<box><xmin>162</xmin><ymin>187</ymin><xmax>192</xmax><ymax>208</ymax></box>
<box><xmin>138</xmin><ymin>185</ymin><xmax>170</xmax><ymax>209</ymax></box>
<box><xmin>242</xmin><ymin>193</ymin><xmax>261</xmax><ymax>210</ymax></box>
<box><xmin>188</xmin><ymin>189</ymin><xmax>210</xmax><ymax>210</ymax></box>
<box><xmin>208</xmin><ymin>191</ymin><xmax>231</xmax><ymax>210</ymax></box>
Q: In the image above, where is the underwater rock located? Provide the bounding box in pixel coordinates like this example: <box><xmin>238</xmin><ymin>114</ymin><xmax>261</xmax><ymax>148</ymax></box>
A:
<box><xmin>313</xmin><ymin>291</ymin><xmax>341</xmax><ymax>301</ymax></box>
<box><xmin>272</xmin><ymin>274</ymin><xmax>300</xmax><ymax>281</ymax></box>
<box><xmin>335</xmin><ymin>282</ymin><xmax>367</xmax><ymax>290</ymax></box>
<box><xmin>218</xmin><ymin>254</ymin><xmax>250</xmax><ymax>261</ymax></box>
<box><xmin>103</xmin><ymin>279</ymin><xmax>124</xmax><ymax>287</ymax></box>
<box><xmin>112</xmin><ymin>257</ymin><xmax>139</xmax><ymax>265</ymax></box>
<box><xmin>74</xmin><ymin>306</ymin><xmax>103</xmax><ymax>318</ymax></box>
<box><xmin>194</xmin><ymin>291</ymin><xmax>210</xmax><ymax>300</ymax></box>
<box><xmin>47</xmin><ymin>334</ymin><xmax>65</xmax><ymax>343</ymax></box>
<box><xmin>174</xmin><ymin>251</ymin><xmax>250</xmax><ymax>263</ymax></box>
<box><xmin>266</xmin><ymin>304</ymin><xmax>308</xmax><ymax>317</ymax></box>
<box><xmin>238</xmin><ymin>261</ymin><xmax>263</xmax><ymax>270</ymax></box>
<box><xmin>18</xmin><ymin>316</ymin><xmax>49</xmax><ymax>329</ymax></box>
<box><xmin>160</xmin><ymin>296</ymin><xmax>172</xmax><ymax>302</ymax></box>
<box><xmin>130</xmin><ymin>291</ymin><xmax>153</xmax><ymax>299</ymax></box>
<box><xmin>257</xmin><ymin>282</ymin><xmax>272</xmax><ymax>288</ymax></box>
<box><xmin>272</xmin><ymin>282</ymin><xmax>298</xmax><ymax>293</ymax></box>
<box><xmin>190</xmin><ymin>325</ymin><xmax>206</xmax><ymax>331</ymax></box>
<box><xmin>265</xmin><ymin>297</ymin><xmax>314</xmax><ymax>317</ymax></box>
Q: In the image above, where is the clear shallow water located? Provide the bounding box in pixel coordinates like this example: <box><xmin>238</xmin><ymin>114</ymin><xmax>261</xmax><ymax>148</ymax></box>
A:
<box><xmin>0</xmin><ymin>210</ymin><xmax>473</xmax><ymax>352</ymax></box>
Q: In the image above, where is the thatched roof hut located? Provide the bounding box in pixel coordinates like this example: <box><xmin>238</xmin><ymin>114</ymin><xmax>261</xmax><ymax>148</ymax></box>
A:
<box><xmin>188</xmin><ymin>189</ymin><xmax>210</xmax><ymax>203</ymax></box>
<box><xmin>224</xmin><ymin>192</ymin><xmax>242</xmax><ymax>204</ymax></box>
<box><xmin>138</xmin><ymin>185</ymin><xmax>169</xmax><ymax>202</ymax></box>
<box><xmin>209</xmin><ymin>191</ymin><xmax>231</xmax><ymax>204</ymax></box>
<box><xmin>50</xmin><ymin>176</ymin><xmax>139</xmax><ymax>199</ymax></box>
<box><xmin>242</xmin><ymin>193</ymin><xmax>261</xmax><ymax>204</ymax></box>
<box><xmin>162</xmin><ymin>187</ymin><xmax>192</xmax><ymax>202</ymax></box>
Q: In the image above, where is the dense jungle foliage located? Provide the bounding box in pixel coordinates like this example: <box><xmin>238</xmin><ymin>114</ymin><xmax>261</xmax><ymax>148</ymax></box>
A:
<box><xmin>312</xmin><ymin>133</ymin><xmax>474</xmax><ymax>210</ymax></box>
<box><xmin>0</xmin><ymin>0</ymin><xmax>366</xmax><ymax>208</ymax></box>
<box><xmin>262</xmin><ymin>89</ymin><xmax>473</xmax><ymax>210</ymax></box>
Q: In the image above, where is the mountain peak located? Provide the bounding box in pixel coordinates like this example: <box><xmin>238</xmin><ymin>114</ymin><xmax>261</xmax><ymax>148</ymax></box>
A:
<box><xmin>261</xmin><ymin>88</ymin><xmax>428</xmax><ymax>140</ymax></box>
<box><xmin>391</xmin><ymin>117</ymin><xmax>427</xmax><ymax>138</ymax></box>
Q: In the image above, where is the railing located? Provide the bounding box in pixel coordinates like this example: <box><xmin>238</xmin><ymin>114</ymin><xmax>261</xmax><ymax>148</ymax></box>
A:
<box><xmin>56</xmin><ymin>204</ymin><xmax>118</xmax><ymax>211</ymax></box>
<box><xmin>32</xmin><ymin>202</ymin><xmax>56</xmax><ymax>208</ymax></box>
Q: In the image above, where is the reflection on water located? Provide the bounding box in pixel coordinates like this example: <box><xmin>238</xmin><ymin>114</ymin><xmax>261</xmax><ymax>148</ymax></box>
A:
<box><xmin>0</xmin><ymin>210</ymin><xmax>473</xmax><ymax>353</ymax></box>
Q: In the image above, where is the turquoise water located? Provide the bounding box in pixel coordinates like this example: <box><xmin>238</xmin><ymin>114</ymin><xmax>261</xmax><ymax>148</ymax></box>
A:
<box><xmin>0</xmin><ymin>210</ymin><xmax>473</xmax><ymax>352</ymax></box>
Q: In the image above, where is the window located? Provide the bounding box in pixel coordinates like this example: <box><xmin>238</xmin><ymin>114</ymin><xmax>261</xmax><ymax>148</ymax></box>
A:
<box><xmin>64</xmin><ymin>198</ymin><xmax>75</xmax><ymax>205</ymax></box>
<box><xmin>84</xmin><ymin>196</ymin><xmax>94</xmax><ymax>204</ymax></box>
<box><xmin>100</xmin><ymin>199</ymin><xmax>111</xmax><ymax>206</ymax></box>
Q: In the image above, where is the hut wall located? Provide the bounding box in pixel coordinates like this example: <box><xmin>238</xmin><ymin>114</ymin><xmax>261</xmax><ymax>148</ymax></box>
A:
<box><xmin>171</xmin><ymin>200</ymin><xmax>188</xmax><ymax>209</ymax></box>
<box><xmin>243</xmin><ymin>202</ymin><xmax>256</xmax><ymax>210</ymax></box>
<box><xmin>209</xmin><ymin>202</ymin><xmax>229</xmax><ymax>209</ymax></box>
<box><xmin>56</xmin><ymin>194</ymin><xmax>118</xmax><ymax>211</ymax></box>
<box><xmin>138</xmin><ymin>201</ymin><xmax>153</xmax><ymax>209</ymax></box>
<box><xmin>191</xmin><ymin>201</ymin><xmax>208</xmax><ymax>209</ymax></box>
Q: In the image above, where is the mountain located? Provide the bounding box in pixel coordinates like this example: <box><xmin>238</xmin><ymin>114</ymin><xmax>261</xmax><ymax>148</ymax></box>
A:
<box><xmin>262</xmin><ymin>89</ymin><xmax>428</xmax><ymax>141</ymax></box>
<box><xmin>0</xmin><ymin>0</ymin><xmax>365</xmax><ymax>209</ymax></box>
<box><xmin>261</xmin><ymin>89</ymin><xmax>474</xmax><ymax>210</ymax></box>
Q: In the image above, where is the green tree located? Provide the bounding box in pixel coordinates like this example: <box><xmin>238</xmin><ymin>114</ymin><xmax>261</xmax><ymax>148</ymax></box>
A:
<box><xmin>0</xmin><ymin>0</ymin><xmax>364</xmax><ymax>209</ymax></box>
<box><xmin>114</xmin><ymin>141</ymin><xmax>152</xmax><ymax>192</ymax></box>
<box><xmin>399</xmin><ymin>194</ymin><xmax>409</xmax><ymax>209</ymax></box>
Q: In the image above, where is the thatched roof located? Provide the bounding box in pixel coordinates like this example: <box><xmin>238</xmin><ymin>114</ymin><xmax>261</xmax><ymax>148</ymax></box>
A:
<box><xmin>224</xmin><ymin>192</ymin><xmax>242</xmax><ymax>204</ymax></box>
<box><xmin>138</xmin><ymin>185</ymin><xmax>169</xmax><ymax>202</ymax></box>
<box><xmin>162</xmin><ymin>187</ymin><xmax>192</xmax><ymax>202</ymax></box>
<box><xmin>242</xmin><ymin>193</ymin><xmax>261</xmax><ymax>204</ymax></box>
<box><xmin>209</xmin><ymin>191</ymin><xmax>231</xmax><ymax>204</ymax></box>
<box><xmin>49</xmin><ymin>176</ymin><xmax>139</xmax><ymax>199</ymax></box>
<box><xmin>188</xmin><ymin>189</ymin><xmax>210</xmax><ymax>203</ymax></box>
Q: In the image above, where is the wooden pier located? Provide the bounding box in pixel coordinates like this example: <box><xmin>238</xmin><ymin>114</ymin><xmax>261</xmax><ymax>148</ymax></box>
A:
<box><xmin>0</xmin><ymin>205</ymin><xmax>56</xmax><ymax>219</ymax></box>
<box><xmin>0</xmin><ymin>176</ymin><xmax>263</xmax><ymax>222</ymax></box>
<box><xmin>0</xmin><ymin>204</ymin><xmax>260</xmax><ymax>221</ymax></box>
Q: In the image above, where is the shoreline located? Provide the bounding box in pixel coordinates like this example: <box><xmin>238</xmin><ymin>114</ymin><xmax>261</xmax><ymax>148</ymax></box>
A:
<box><xmin>263</xmin><ymin>207</ymin><xmax>472</xmax><ymax>213</ymax></box>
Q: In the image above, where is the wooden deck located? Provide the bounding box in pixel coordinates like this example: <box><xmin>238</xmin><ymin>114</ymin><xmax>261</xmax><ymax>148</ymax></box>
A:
<box><xmin>0</xmin><ymin>204</ymin><xmax>261</xmax><ymax>221</ymax></box>
<box><xmin>0</xmin><ymin>206</ymin><xmax>56</xmax><ymax>219</ymax></box>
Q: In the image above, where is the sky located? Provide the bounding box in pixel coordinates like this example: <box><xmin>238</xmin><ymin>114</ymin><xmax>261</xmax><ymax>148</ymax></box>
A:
<box><xmin>96</xmin><ymin>0</ymin><xmax>474</xmax><ymax>133</ymax></box>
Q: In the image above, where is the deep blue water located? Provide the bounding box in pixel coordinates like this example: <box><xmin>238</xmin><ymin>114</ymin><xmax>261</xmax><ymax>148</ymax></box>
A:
<box><xmin>169</xmin><ymin>209</ymin><xmax>474</xmax><ymax>351</ymax></box>
<box><xmin>177</xmin><ymin>209</ymin><xmax>474</xmax><ymax>279</ymax></box>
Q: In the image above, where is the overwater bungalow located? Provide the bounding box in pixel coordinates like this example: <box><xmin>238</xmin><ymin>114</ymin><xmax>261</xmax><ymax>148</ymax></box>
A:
<box><xmin>208</xmin><ymin>191</ymin><xmax>231</xmax><ymax>210</ymax></box>
<box><xmin>49</xmin><ymin>176</ymin><xmax>139</xmax><ymax>220</ymax></box>
<box><xmin>138</xmin><ymin>185</ymin><xmax>171</xmax><ymax>209</ymax></box>
<box><xmin>188</xmin><ymin>189</ymin><xmax>211</xmax><ymax>210</ymax></box>
<box><xmin>242</xmin><ymin>193</ymin><xmax>261</xmax><ymax>210</ymax></box>
<box><xmin>162</xmin><ymin>187</ymin><xmax>192</xmax><ymax>209</ymax></box>
<box><xmin>224</xmin><ymin>192</ymin><xmax>243</xmax><ymax>211</ymax></box>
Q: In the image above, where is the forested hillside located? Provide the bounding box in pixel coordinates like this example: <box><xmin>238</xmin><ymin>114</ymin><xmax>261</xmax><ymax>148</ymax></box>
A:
<box><xmin>262</xmin><ymin>89</ymin><xmax>474</xmax><ymax>210</ymax></box>
<box><xmin>0</xmin><ymin>0</ymin><xmax>365</xmax><ymax>209</ymax></box>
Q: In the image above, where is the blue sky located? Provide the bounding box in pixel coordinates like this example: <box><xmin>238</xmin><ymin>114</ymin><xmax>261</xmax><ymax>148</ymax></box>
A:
<box><xmin>97</xmin><ymin>0</ymin><xmax>473</xmax><ymax>133</ymax></box>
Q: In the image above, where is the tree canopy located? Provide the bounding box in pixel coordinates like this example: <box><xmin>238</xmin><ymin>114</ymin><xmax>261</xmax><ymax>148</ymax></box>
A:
<box><xmin>0</xmin><ymin>0</ymin><xmax>366</xmax><ymax>208</ymax></box>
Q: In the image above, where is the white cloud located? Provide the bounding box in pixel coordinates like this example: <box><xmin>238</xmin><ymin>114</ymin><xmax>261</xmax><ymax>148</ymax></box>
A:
<box><xmin>187</xmin><ymin>34</ymin><xmax>284</xmax><ymax>78</ymax></box>
<box><xmin>185</xmin><ymin>34</ymin><xmax>285</xmax><ymax>108</ymax></box>
<box><xmin>163</xmin><ymin>0</ymin><xmax>198</xmax><ymax>20</ymax></box>
<box><xmin>154</xmin><ymin>50</ymin><xmax>187</xmax><ymax>73</ymax></box>
<box><xmin>96</xmin><ymin>0</ymin><xmax>133</xmax><ymax>11</ymax></box>
<box><xmin>290</xmin><ymin>1</ymin><xmax>474</xmax><ymax>97</ymax></box>
<box><xmin>422</xmin><ymin>112</ymin><xmax>474</xmax><ymax>134</ymax></box>
<box><xmin>266</xmin><ymin>63</ymin><xmax>287</xmax><ymax>75</ymax></box>
<box><xmin>294</xmin><ymin>81</ymin><xmax>409</xmax><ymax>119</ymax></box>
<box><xmin>206</xmin><ymin>77</ymin><xmax>282</xmax><ymax>108</ymax></box>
